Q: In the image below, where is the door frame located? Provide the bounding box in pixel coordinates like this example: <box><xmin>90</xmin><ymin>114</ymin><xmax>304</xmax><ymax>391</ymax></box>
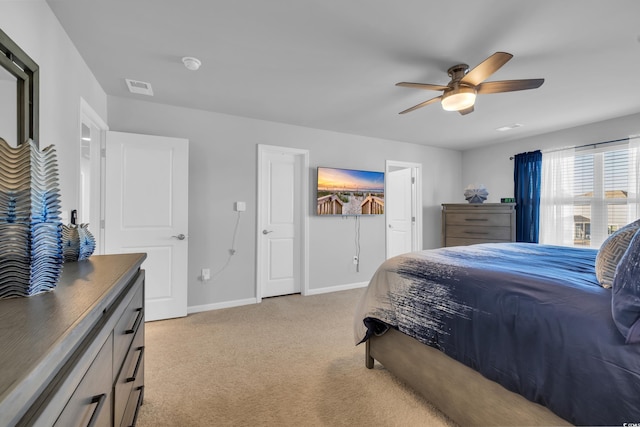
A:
<box><xmin>79</xmin><ymin>98</ymin><xmax>109</xmax><ymax>254</ymax></box>
<box><xmin>385</xmin><ymin>160</ymin><xmax>423</xmax><ymax>258</ymax></box>
<box><xmin>256</xmin><ymin>144</ymin><xmax>309</xmax><ymax>303</ymax></box>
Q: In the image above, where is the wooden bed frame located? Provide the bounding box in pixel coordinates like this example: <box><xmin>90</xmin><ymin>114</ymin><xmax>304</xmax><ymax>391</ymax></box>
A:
<box><xmin>365</xmin><ymin>328</ymin><xmax>572</xmax><ymax>426</ymax></box>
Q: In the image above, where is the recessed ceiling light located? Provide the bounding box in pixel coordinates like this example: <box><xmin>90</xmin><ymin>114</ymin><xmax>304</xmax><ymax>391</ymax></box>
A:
<box><xmin>496</xmin><ymin>123</ymin><xmax>523</xmax><ymax>132</ymax></box>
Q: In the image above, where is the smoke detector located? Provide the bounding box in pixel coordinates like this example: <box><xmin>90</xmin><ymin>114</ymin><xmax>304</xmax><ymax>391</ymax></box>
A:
<box><xmin>125</xmin><ymin>79</ymin><xmax>154</xmax><ymax>96</ymax></box>
<box><xmin>182</xmin><ymin>56</ymin><xmax>201</xmax><ymax>71</ymax></box>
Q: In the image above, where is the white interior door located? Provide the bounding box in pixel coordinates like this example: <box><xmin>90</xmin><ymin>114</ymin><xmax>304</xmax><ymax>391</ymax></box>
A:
<box><xmin>386</xmin><ymin>161</ymin><xmax>422</xmax><ymax>259</ymax></box>
<box><xmin>105</xmin><ymin>131</ymin><xmax>189</xmax><ymax>321</ymax></box>
<box><xmin>257</xmin><ymin>145</ymin><xmax>308</xmax><ymax>300</ymax></box>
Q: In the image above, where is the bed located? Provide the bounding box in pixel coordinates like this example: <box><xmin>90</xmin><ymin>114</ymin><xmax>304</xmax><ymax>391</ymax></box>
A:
<box><xmin>354</xmin><ymin>240</ymin><xmax>640</xmax><ymax>426</ymax></box>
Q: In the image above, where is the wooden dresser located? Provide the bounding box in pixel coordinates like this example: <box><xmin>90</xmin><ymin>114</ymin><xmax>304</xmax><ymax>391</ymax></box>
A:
<box><xmin>0</xmin><ymin>253</ymin><xmax>146</xmax><ymax>427</ymax></box>
<box><xmin>442</xmin><ymin>203</ymin><xmax>516</xmax><ymax>247</ymax></box>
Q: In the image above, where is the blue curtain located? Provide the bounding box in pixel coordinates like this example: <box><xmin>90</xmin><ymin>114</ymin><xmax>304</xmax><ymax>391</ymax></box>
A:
<box><xmin>514</xmin><ymin>150</ymin><xmax>542</xmax><ymax>243</ymax></box>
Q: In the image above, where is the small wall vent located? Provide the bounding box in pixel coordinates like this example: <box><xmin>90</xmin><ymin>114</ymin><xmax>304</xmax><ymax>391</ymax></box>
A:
<box><xmin>125</xmin><ymin>78</ymin><xmax>154</xmax><ymax>96</ymax></box>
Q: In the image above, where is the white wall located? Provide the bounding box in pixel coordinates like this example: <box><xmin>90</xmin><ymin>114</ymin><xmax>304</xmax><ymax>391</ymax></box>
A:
<box><xmin>461</xmin><ymin>112</ymin><xmax>640</xmax><ymax>203</ymax></box>
<box><xmin>0</xmin><ymin>0</ymin><xmax>108</xmax><ymax>219</ymax></box>
<box><xmin>1</xmin><ymin>0</ymin><xmax>462</xmax><ymax>313</ymax></box>
<box><xmin>107</xmin><ymin>96</ymin><xmax>462</xmax><ymax>309</ymax></box>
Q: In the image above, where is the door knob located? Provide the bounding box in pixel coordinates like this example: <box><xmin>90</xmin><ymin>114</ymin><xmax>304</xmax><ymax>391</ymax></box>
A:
<box><xmin>262</xmin><ymin>230</ymin><xmax>273</xmax><ymax>235</ymax></box>
<box><xmin>172</xmin><ymin>234</ymin><xmax>186</xmax><ymax>240</ymax></box>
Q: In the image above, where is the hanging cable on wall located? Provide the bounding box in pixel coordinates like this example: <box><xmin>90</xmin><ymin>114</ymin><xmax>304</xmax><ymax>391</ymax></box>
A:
<box><xmin>211</xmin><ymin>211</ymin><xmax>242</xmax><ymax>281</ymax></box>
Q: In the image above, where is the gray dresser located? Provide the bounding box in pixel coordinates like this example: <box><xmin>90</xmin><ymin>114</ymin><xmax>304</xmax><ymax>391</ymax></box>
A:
<box><xmin>441</xmin><ymin>203</ymin><xmax>516</xmax><ymax>247</ymax></box>
<box><xmin>0</xmin><ymin>253</ymin><xmax>146</xmax><ymax>427</ymax></box>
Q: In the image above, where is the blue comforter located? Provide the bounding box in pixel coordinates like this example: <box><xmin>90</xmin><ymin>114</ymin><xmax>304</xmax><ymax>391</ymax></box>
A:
<box><xmin>354</xmin><ymin>243</ymin><xmax>640</xmax><ymax>426</ymax></box>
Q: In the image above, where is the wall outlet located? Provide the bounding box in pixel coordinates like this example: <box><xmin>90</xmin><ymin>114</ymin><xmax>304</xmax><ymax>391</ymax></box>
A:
<box><xmin>235</xmin><ymin>201</ymin><xmax>246</xmax><ymax>212</ymax></box>
<box><xmin>201</xmin><ymin>268</ymin><xmax>211</xmax><ymax>281</ymax></box>
<box><xmin>353</xmin><ymin>256</ymin><xmax>359</xmax><ymax>265</ymax></box>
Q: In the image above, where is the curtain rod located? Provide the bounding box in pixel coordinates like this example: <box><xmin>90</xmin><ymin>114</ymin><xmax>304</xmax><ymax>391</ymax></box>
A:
<box><xmin>509</xmin><ymin>137</ymin><xmax>630</xmax><ymax>160</ymax></box>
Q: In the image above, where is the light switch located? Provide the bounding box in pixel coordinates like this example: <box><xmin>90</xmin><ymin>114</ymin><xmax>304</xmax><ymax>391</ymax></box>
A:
<box><xmin>235</xmin><ymin>201</ymin><xmax>246</xmax><ymax>212</ymax></box>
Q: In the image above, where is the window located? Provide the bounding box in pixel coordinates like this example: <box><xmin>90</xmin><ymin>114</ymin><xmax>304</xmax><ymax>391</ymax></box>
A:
<box><xmin>573</xmin><ymin>149</ymin><xmax>630</xmax><ymax>246</ymax></box>
<box><xmin>540</xmin><ymin>138</ymin><xmax>640</xmax><ymax>248</ymax></box>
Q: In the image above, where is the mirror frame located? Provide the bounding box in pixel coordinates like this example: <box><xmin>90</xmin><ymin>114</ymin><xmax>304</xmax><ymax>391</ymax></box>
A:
<box><xmin>0</xmin><ymin>27</ymin><xmax>39</xmax><ymax>145</ymax></box>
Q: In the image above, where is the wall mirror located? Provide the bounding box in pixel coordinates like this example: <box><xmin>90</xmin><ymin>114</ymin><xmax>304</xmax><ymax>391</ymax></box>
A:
<box><xmin>0</xmin><ymin>27</ymin><xmax>39</xmax><ymax>146</ymax></box>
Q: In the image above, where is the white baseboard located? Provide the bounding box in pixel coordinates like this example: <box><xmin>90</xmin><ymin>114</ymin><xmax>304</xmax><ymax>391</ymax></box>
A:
<box><xmin>187</xmin><ymin>282</ymin><xmax>369</xmax><ymax>314</ymax></box>
<box><xmin>187</xmin><ymin>297</ymin><xmax>258</xmax><ymax>314</ymax></box>
<box><xmin>305</xmin><ymin>281</ymin><xmax>369</xmax><ymax>296</ymax></box>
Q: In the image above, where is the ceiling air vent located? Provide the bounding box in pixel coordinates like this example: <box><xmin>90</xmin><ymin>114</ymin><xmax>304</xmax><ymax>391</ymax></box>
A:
<box><xmin>125</xmin><ymin>78</ymin><xmax>154</xmax><ymax>96</ymax></box>
<box><xmin>496</xmin><ymin>123</ymin><xmax>523</xmax><ymax>132</ymax></box>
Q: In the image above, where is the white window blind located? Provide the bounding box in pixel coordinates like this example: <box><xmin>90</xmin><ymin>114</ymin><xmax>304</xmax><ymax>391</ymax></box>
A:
<box><xmin>540</xmin><ymin>137</ymin><xmax>640</xmax><ymax>247</ymax></box>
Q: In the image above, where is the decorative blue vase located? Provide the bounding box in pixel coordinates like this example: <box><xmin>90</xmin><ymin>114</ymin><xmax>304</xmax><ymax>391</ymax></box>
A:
<box><xmin>77</xmin><ymin>223</ymin><xmax>96</xmax><ymax>261</ymax></box>
<box><xmin>62</xmin><ymin>223</ymin><xmax>96</xmax><ymax>262</ymax></box>
<box><xmin>0</xmin><ymin>138</ymin><xmax>63</xmax><ymax>298</ymax></box>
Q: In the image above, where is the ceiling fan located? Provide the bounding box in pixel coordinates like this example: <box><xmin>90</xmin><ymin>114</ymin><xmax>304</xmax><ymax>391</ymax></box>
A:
<box><xmin>396</xmin><ymin>52</ymin><xmax>544</xmax><ymax>115</ymax></box>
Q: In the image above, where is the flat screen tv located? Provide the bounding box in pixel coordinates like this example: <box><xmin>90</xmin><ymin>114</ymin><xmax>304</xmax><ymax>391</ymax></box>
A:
<box><xmin>316</xmin><ymin>167</ymin><xmax>384</xmax><ymax>216</ymax></box>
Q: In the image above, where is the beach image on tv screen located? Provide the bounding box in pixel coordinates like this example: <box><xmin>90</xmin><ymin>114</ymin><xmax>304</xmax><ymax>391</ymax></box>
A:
<box><xmin>317</xmin><ymin>167</ymin><xmax>384</xmax><ymax>215</ymax></box>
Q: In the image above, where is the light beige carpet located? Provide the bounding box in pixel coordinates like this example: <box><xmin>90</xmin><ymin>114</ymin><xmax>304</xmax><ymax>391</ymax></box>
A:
<box><xmin>136</xmin><ymin>288</ymin><xmax>456</xmax><ymax>427</ymax></box>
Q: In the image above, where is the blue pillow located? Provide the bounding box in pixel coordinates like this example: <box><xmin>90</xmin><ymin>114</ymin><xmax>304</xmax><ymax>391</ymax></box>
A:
<box><xmin>612</xmin><ymin>229</ymin><xmax>640</xmax><ymax>344</ymax></box>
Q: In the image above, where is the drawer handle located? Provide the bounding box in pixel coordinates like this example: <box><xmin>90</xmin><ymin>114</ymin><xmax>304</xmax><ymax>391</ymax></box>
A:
<box><xmin>86</xmin><ymin>393</ymin><xmax>107</xmax><ymax>427</ymax></box>
<box><xmin>464</xmin><ymin>231</ymin><xmax>489</xmax><ymax>235</ymax></box>
<box><xmin>129</xmin><ymin>385</ymin><xmax>145</xmax><ymax>427</ymax></box>
<box><xmin>125</xmin><ymin>308</ymin><xmax>144</xmax><ymax>335</ymax></box>
<box><xmin>464</xmin><ymin>218</ymin><xmax>489</xmax><ymax>221</ymax></box>
<box><xmin>126</xmin><ymin>346</ymin><xmax>145</xmax><ymax>383</ymax></box>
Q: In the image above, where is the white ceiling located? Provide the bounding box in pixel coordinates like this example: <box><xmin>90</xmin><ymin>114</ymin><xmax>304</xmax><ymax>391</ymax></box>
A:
<box><xmin>46</xmin><ymin>0</ymin><xmax>640</xmax><ymax>151</ymax></box>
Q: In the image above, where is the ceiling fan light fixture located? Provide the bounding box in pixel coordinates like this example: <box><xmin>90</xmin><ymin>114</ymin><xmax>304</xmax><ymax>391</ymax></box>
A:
<box><xmin>397</xmin><ymin>53</ymin><xmax>543</xmax><ymax>115</ymax></box>
<box><xmin>441</xmin><ymin>86</ymin><xmax>476</xmax><ymax>111</ymax></box>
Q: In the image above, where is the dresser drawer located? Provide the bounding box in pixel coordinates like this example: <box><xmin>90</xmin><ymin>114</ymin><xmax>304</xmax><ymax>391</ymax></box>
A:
<box><xmin>445</xmin><ymin>236</ymin><xmax>512</xmax><ymax>247</ymax></box>
<box><xmin>445</xmin><ymin>212</ymin><xmax>512</xmax><ymax>227</ymax></box>
<box><xmin>54</xmin><ymin>334</ymin><xmax>113</xmax><ymax>427</ymax></box>
<box><xmin>446</xmin><ymin>225</ymin><xmax>512</xmax><ymax>240</ymax></box>
<box><xmin>113</xmin><ymin>276</ymin><xmax>144</xmax><ymax>380</ymax></box>
<box><xmin>114</xmin><ymin>324</ymin><xmax>144</xmax><ymax>427</ymax></box>
<box><xmin>120</xmin><ymin>380</ymin><xmax>144</xmax><ymax>426</ymax></box>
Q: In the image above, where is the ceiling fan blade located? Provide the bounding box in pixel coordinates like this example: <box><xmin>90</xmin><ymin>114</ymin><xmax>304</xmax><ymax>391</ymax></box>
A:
<box><xmin>399</xmin><ymin>95</ymin><xmax>442</xmax><ymax>114</ymax></box>
<box><xmin>476</xmin><ymin>79</ymin><xmax>544</xmax><ymax>94</ymax></box>
<box><xmin>396</xmin><ymin>82</ymin><xmax>449</xmax><ymax>91</ymax></box>
<box><xmin>458</xmin><ymin>105</ymin><xmax>474</xmax><ymax>115</ymax></box>
<box><xmin>461</xmin><ymin>52</ymin><xmax>513</xmax><ymax>86</ymax></box>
